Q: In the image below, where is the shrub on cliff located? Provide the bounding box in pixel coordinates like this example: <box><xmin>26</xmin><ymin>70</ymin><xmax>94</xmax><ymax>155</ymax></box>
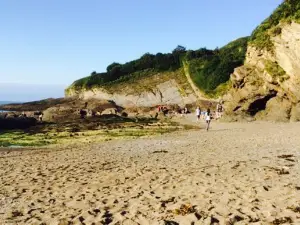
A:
<box><xmin>70</xmin><ymin>45</ymin><xmax>188</xmax><ymax>89</ymax></box>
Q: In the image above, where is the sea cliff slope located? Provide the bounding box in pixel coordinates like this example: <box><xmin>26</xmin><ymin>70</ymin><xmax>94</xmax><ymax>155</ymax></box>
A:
<box><xmin>223</xmin><ymin>0</ymin><xmax>300</xmax><ymax>121</ymax></box>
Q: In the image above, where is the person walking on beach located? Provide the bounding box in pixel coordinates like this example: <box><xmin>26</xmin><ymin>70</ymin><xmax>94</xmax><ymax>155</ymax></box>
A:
<box><xmin>206</xmin><ymin>108</ymin><xmax>211</xmax><ymax>131</ymax></box>
<box><xmin>216</xmin><ymin>102</ymin><xmax>223</xmax><ymax>119</ymax></box>
<box><xmin>39</xmin><ymin>113</ymin><xmax>43</xmax><ymax>122</ymax></box>
<box><xmin>216</xmin><ymin>103</ymin><xmax>220</xmax><ymax>119</ymax></box>
<box><xmin>196</xmin><ymin>107</ymin><xmax>201</xmax><ymax>121</ymax></box>
<box><xmin>184</xmin><ymin>107</ymin><xmax>188</xmax><ymax>114</ymax></box>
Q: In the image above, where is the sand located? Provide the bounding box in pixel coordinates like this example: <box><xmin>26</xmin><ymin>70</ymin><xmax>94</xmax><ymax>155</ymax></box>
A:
<box><xmin>0</xmin><ymin>121</ymin><xmax>300</xmax><ymax>225</ymax></box>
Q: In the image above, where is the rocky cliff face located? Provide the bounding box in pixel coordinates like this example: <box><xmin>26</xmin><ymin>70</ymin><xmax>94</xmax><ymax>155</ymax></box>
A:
<box><xmin>224</xmin><ymin>22</ymin><xmax>300</xmax><ymax>122</ymax></box>
<box><xmin>66</xmin><ymin>70</ymin><xmax>206</xmax><ymax>107</ymax></box>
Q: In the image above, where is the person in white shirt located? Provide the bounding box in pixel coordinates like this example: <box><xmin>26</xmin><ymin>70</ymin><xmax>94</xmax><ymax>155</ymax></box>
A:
<box><xmin>206</xmin><ymin>108</ymin><xmax>211</xmax><ymax>131</ymax></box>
<box><xmin>196</xmin><ymin>107</ymin><xmax>201</xmax><ymax>121</ymax></box>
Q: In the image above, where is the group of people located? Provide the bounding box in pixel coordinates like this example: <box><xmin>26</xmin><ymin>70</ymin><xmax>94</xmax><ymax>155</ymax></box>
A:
<box><xmin>157</xmin><ymin>105</ymin><xmax>169</xmax><ymax>115</ymax></box>
<box><xmin>195</xmin><ymin>102</ymin><xmax>224</xmax><ymax>131</ymax></box>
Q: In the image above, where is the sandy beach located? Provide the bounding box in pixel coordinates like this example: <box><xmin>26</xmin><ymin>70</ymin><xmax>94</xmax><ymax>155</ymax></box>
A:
<box><xmin>1</xmin><ymin>121</ymin><xmax>300</xmax><ymax>224</ymax></box>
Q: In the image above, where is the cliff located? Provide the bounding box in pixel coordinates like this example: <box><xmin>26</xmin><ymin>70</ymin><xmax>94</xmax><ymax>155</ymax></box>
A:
<box><xmin>224</xmin><ymin>0</ymin><xmax>300</xmax><ymax>121</ymax></box>
<box><xmin>66</xmin><ymin>69</ymin><xmax>200</xmax><ymax>107</ymax></box>
<box><xmin>66</xmin><ymin>38</ymin><xmax>248</xmax><ymax>107</ymax></box>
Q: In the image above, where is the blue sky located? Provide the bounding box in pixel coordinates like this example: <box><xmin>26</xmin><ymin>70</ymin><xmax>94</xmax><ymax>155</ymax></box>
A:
<box><xmin>0</xmin><ymin>0</ymin><xmax>282</xmax><ymax>101</ymax></box>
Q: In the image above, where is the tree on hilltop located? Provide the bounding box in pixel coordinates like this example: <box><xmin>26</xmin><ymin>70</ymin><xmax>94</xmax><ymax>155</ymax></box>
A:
<box><xmin>107</xmin><ymin>62</ymin><xmax>121</xmax><ymax>72</ymax></box>
<box><xmin>172</xmin><ymin>45</ymin><xmax>186</xmax><ymax>53</ymax></box>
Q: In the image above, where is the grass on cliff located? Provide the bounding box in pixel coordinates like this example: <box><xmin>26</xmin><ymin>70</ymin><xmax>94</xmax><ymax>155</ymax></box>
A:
<box><xmin>264</xmin><ymin>60</ymin><xmax>290</xmax><ymax>82</ymax></box>
<box><xmin>250</xmin><ymin>0</ymin><xmax>300</xmax><ymax>51</ymax></box>
<box><xmin>265</xmin><ymin>60</ymin><xmax>286</xmax><ymax>77</ymax></box>
<box><xmin>204</xmin><ymin>81</ymin><xmax>232</xmax><ymax>98</ymax></box>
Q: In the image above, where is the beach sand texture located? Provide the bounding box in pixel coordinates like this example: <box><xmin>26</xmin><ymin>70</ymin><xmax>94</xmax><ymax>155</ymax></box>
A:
<box><xmin>0</xmin><ymin>122</ymin><xmax>300</xmax><ymax>224</ymax></box>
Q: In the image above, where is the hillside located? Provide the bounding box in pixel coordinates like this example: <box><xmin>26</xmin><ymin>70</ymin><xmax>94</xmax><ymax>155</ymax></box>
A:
<box><xmin>66</xmin><ymin>0</ymin><xmax>300</xmax><ymax>115</ymax></box>
<box><xmin>66</xmin><ymin>38</ymin><xmax>248</xmax><ymax>106</ymax></box>
<box><xmin>187</xmin><ymin>37</ymin><xmax>248</xmax><ymax>97</ymax></box>
<box><xmin>223</xmin><ymin>0</ymin><xmax>300</xmax><ymax>122</ymax></box>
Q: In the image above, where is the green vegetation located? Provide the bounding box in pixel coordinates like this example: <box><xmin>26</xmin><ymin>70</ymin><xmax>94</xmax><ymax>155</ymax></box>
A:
<box><xmin>0</xmin><ymin>120</ymin><xmax>195</xmax><ymax>147</ymax></box>
<box><xmin>0</xmin><ymin>128</ymin><xmax>174</xmax><ymax>147</ymax></box>
<box><xmin>264</xmin><ymin>60</ymin><xmax>290</xmax><ymax>82</ymax></box>
<box><xmin>0</xmin><ymin>131</ymin><xmax>51</xmax><ymax>147</ymax></box>
<box><xmin>69</xmin><ymin>45</ymin><xmax>188</xmax><ymax>90</ymax></box>
<box><xmin>250</xmin><ymin>0</ymin><xmax>300</xmax><ymax>50</ymax></box>
<box><xmin>187</xmin><ymin>37</ymin><xmax>248</xmax><ymax>94</ymax></box>
<box><xmin>265</xmin><ymin>60</ymin><xmax>286</xmax><ymax>77</ymax></box>
<box><xmin>68</xmin><ymin>38</ymin><xmax>248</xmax><ymax>97</ymax></box>
<box><xmin>205</xmin><ymin>81</ymin><xmax>232</xmax><ymax>98</ymax></box>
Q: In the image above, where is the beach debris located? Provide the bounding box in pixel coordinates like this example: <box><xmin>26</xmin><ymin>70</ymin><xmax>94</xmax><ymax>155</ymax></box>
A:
<box><xmin>27</xmin><ymin>208</ymin><xmax>38</xmax><ymax>214</ymax></box>
<box><xmin>231</xmin><ymin>163</ymin><xmax>240</xmax><ymax>169</ymax></box>
<box><xmin>164</xmin><ymin>220</ymin><xmax>179</xmax><ymax>225</ymax></box>
<box><xmin>172</xmin><ymin>203</ymin><xmax>196</xmax><ymax>216</ymax></box>
<box><xmin>152</xmin><ymin>150</ymin><xmax>168</xmax><ymax>154</ymax></box>
<box><xmin>277</xmin><ymin>167</ymin><xmax>290</xmax><ymax>175</ymax></box>
<box><xmin>120</xmin><ymin>211</ymin><xmax>127</xmax><ymax>216</ymax></box>
<box><xmin>49</xmin><ymin>198</ymin><xmax>56</xmax><ymax>204</ymax></box>
<box><xmin>93</xmin><ymin>209</ymin><xmax>101</xmax><ymax>214</ymax></box>
<box><xmin>101</xmin><ymin>210</ymin><xmax>113</xmax><ymax>224</ymax></box>
<box><xmin>277</xmin><ymin>154</ymin><xmax>294</xmax><ymax>159</ymax></box>
<box><xmin>247</xmin><ymin>214</ymin><xmax>260</xmax><ymax>223</ymax></box>
<box><xmin>194</xmin><ymin>212</ymin><xmax>202</xmax><ymax>220</ymax></box>
<box><xmin>263</xmin><ymin>186</ymin><xmax>269</xmax><ymax>191</ymax></box>
<box><xmin>277</xmin><ymin>154</ymin><xmax>296</xmax><ymax>162</ymax></box>
<box><xmin>233</xmin><ymin>215</ymin><xmax>244</xmax><ymax>222</ymax></box>
<box><xmin>210</xmin><ymin>215</ymin><xmax>220</xmax><ymax>224</ymax></box>
<box><xmin>208</xmin><ymin>206</ymin><xmax>215</xmax><ymax>211</ymax></box>
<box><xmin>287</xmin><ymin>205</ymin><xmax>300</xmax><ymax>213</ymax></box>
<box><xmin>11</xmin><ymin>210</ymin><xmax>23</xmax><ymax>217</ymax></box>
<box><xmin>265</xmin><ymin>166</ymin><xmax>290</xmax><ymax>175</ymax></box>
<box><xmin>78</xmin><ymin>216</ymin><xmax>85</xmax><ymax>224</ymax></box>
<box><xmin>161</xmin><ymin>197</ymin><xmax>176</xmax><ymax>208</ymax></box>
<box><xmin>272</xmin><ymin>217</ymin><xmax>293</xmax><ymax>224</ymax></box>
<box><xmin>227</xmin><ymin>214</ymin><xmax>244</xmax><ymax>224</ymax></box>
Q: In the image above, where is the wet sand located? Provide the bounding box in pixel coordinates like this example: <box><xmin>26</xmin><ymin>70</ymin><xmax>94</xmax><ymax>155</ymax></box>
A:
<box><xmin>0</xmin><ymin>122</ymin><xmax>300</xmax><ymax>224</ymax></box>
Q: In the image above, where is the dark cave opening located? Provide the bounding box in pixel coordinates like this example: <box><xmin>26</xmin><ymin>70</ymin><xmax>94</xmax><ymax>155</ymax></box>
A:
<box><xmin>247</xmin><ymin>92</ymin><xmax>277</xmax><ymax>116</ymax></box>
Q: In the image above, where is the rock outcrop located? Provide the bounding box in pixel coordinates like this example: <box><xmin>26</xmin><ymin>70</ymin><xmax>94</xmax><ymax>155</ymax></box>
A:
<box><xmin>0</xmin><ymin>117</ymin><xmax>37</xmax><ymax>130</ymax></box>
<box><xmin>42</xmin><ymin>99</ymin><xmax>119</xmax><ymax>122</ymax></box>
<box><xmin>224</xmin><ymin>22</ymin><xmax>300</xmax><ymax>122</ymax></box>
